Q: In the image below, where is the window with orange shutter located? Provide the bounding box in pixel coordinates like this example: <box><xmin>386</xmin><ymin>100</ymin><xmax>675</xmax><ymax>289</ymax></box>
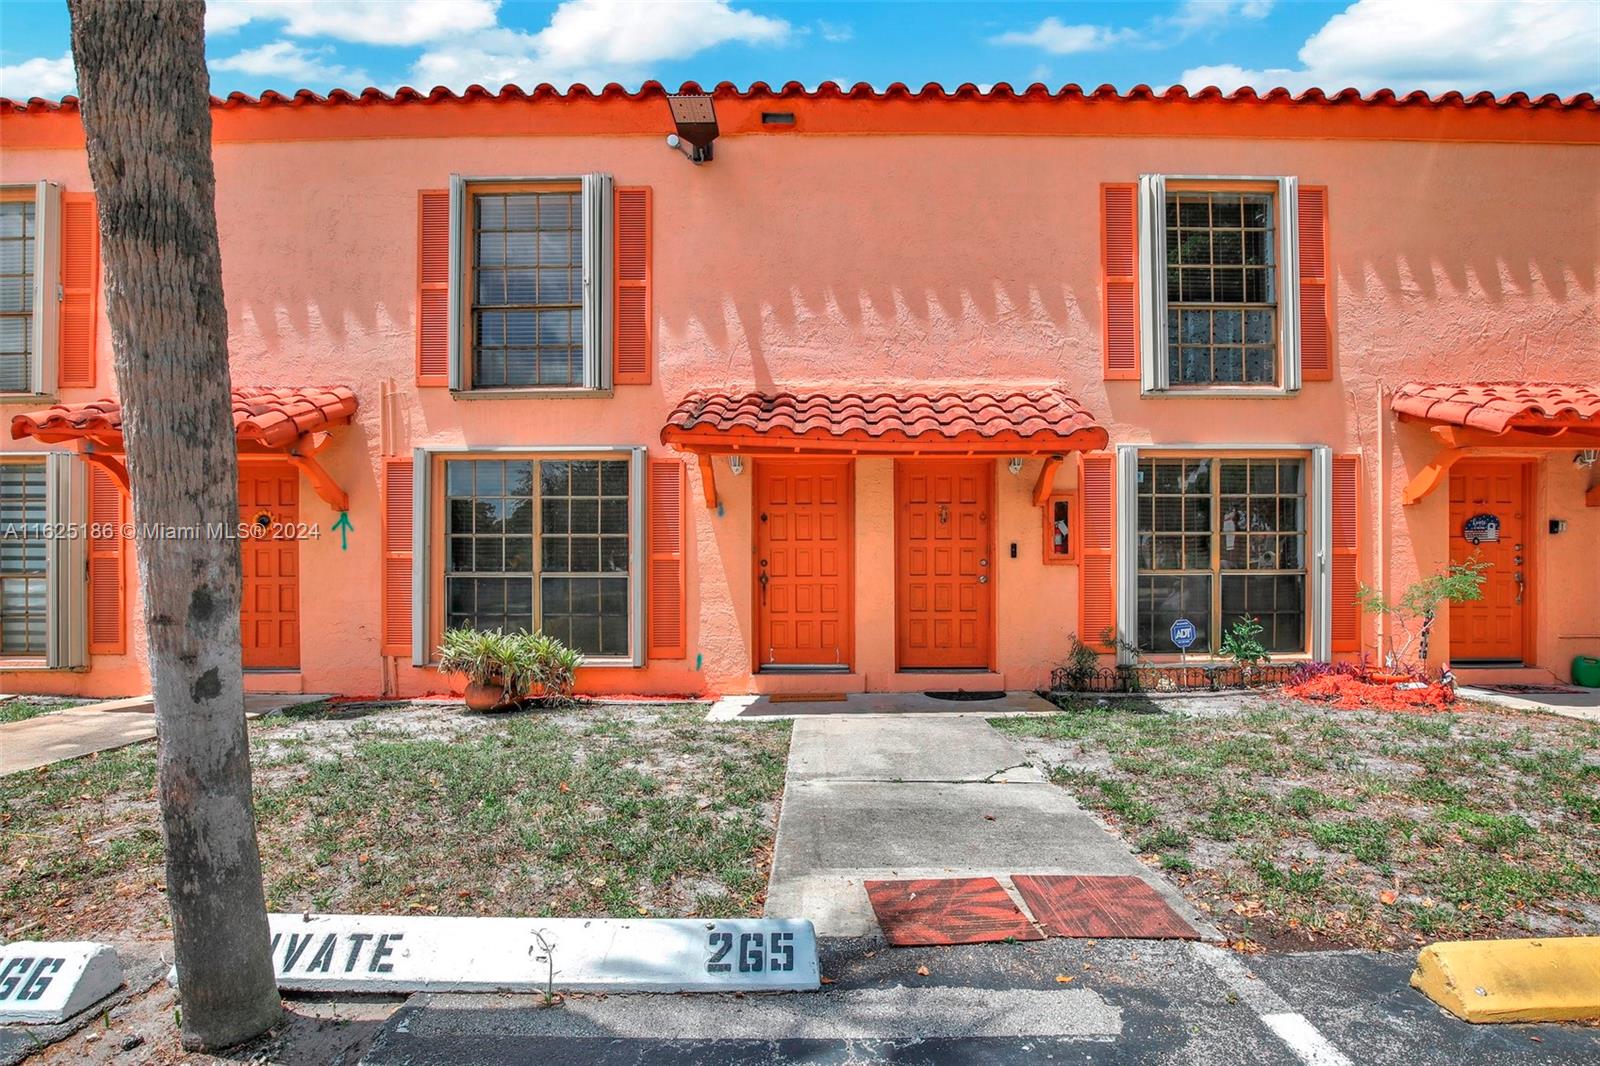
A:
<box><xmin>1134</xmin><ymin>175</ymin><xmax>1327</xmax><ymax>395</ymax></box>
<box><xmin>1</xmin><ymin>181</ymin><xmax>61</xmax><ymax>397</ymax></box>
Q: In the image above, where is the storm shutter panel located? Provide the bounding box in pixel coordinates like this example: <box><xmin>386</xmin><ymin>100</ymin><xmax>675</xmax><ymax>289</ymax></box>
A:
<box><xmin>1100</xmin><ymin>183</ymin><xmax>1139</xmax><ymax>380</ymax></box>
<box><xmin>416</xmin><ymin>190</ymin><xmax>450</xmax><ymax>387</ymax></box>
<box><xmin>613</xmin><ymin>186</ymin><xmax>652</xmax><ymax>384</ymax></box>
<box><xmin>1298</xmin><ymin>185</ymin><xmax>1332</xmax><ymax>381</ymax></box>
<box><xmin>647</xmin><ymin>458</ymin><xmax>687</xmax><ymax>659</ymax></box>
<box><xmin>1330</xmin><ymin>453</ymin><xmax>1361</xmax><ymax>654</ymax></box>
<box><xmin>58</xmin><ymin>193</ymin><xmax>99</xmax><ymax>389</ymax></box>
<box><xmin>86</xmin><ymin>464</ymin><xmax>124</xmax><ymax>654</ymax></box>
<box><xmin>381</xmin><ymin>457</ymin><xmax>414</xmax><ymax>655</ymax></box>
<box><xmin>1078</xmin><ymin>452</ymin><xmax>1116</xmax><ymax>650</ymax></box>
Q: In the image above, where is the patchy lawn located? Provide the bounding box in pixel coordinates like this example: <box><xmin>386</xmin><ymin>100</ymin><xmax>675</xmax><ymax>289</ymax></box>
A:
<box><xmin>1</xmin><ymin>701</ymin><xmax>790</xmax><ymax>942</ymax></box>
<box><xmin>0</xmin><ymin>695</ymin><xmax>97</xmax><ymax>724</ymax></box>
<box><xmin>994</xmin><ymin>695</ymin><xmax>1600</xmax><ymax>951</ymax></box>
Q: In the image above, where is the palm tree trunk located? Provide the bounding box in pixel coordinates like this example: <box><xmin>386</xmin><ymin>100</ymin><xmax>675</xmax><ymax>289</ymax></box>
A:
<box><xmin>67</xmin><ymin>0</ymin><xmax>279</xmax><ymax>1050</ymax></box>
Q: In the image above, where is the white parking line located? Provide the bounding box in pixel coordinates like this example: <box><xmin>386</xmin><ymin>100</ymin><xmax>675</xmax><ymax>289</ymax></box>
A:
<box><xmin>1192</xmin><ymin>943</ymin><xmax>1354</xmax><ymax>1066</ymax></box>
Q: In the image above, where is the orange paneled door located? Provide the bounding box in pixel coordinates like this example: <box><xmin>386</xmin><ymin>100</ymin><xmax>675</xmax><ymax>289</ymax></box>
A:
<box><xmin>896</xmin><ymin>459</ymin><xmax>993</xmax><ymax>670</ymax></box>
<box><xmin>239</xmin><ymin>468</ymin><xmax>300</xmax><ymax>670</ymax></box>
<box><xmin>755</xmin><ymin>460</ymin><xmax>853</xmax><ymax>669</ymax></box>
<box><xmin>1448</xmin><ymin>460</ymin><xmax>1527</xmax><ymax>664</ymax></box>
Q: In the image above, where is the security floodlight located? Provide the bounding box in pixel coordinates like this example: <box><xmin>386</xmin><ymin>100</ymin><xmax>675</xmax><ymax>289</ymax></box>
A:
<box><xmin>666</xmin><ymin>93</ymin><xmax>718</xmax><ymax>164</ymax></box>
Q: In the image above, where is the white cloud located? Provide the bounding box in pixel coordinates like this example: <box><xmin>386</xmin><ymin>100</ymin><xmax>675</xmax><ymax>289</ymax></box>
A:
<box><xmin>206</xmin><ymin>0</ymin><xmax>498</xmax><ymax>47</ymax></box>
<box><xmin>1179</xmin><ymin>0</ymin><xmax>1600</xmax><ymax>95</ymax></box>
<box><xmin>989</xmin><ymin>17</ymin><xmax>1137</xmax><ymax>54</ymax></box>
<box><xmin>0</xmin><ymin>51</ymin><xmax>76</xmax><ymax>99</ymax></box>
<box><xmin>413</xmin><ymin>0</ymin><xmax>791</xmax><ymax>90</ymax></box>
<box><xmin>1160</xmin><ymin>0</ymin><xmax>1274</xmax><ymax>35</ymax></box>
<box><xmin>817</xmin><ymin>20</ymin><xmax>853</xmax><ymax>43</ymax></box>
<box><xmin>211</xmin><ymin>41</ymin><xmax>371</xmax><ymax>89</ymax></box>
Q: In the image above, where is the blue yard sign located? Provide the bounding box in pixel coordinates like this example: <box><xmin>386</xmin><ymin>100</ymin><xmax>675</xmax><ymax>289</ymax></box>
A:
<box><xmin>1170</xmin><ymin>618</ymin><xmax>1198</xmax><ymax>651</ymax></box>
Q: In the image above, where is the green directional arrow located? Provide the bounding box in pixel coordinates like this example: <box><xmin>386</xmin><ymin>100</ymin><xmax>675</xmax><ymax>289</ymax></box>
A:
<box><xmin>331</xmin><ymin>511</ymin><xmax>353</xmax><ymax>550</ymax></box>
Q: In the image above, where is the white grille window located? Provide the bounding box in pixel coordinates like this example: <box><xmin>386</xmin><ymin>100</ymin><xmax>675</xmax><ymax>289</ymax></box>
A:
<box><xmin>0</xmin><ymin>461</ymin><xmax>48</xmax><ymax>655</ymax></box>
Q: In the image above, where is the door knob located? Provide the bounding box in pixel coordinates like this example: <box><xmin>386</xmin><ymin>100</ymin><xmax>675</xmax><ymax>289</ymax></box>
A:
<box><xmin>978</xmin><ymin>574</ymin><xmax>988</xmax><ymax>584</ymax></box>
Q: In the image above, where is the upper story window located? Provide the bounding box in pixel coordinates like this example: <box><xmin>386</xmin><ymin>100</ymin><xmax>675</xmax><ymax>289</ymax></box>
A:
<box><xmin>471</xmin><ymin>188</ymin><xmax>584</xmax><ymax>388</ymax></box>
<box><xmin>1139</xmin><ymin>176</ymin><xmax>1302</xmax><ymax>395</ymax></box>
<box><xmin>1166</xmin><ymin>191</ymin><xmax>1277</xmax><ymax>386</ymax></box>
<box><xmin>446</xmin><ymin>174</ymin><xmax>612</xmax><ymax>394</ymax></box>
<box><xmin>0</xmin><ymin>199</ymin><xmax>36</xmax><ymax>394</ymax></box>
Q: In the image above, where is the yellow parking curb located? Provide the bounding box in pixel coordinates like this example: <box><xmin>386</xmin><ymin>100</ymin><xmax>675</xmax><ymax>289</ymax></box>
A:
<box><xmin>1411</xmin><ymin>937</ymin><xmax>1600</xmax><ymax>1023</ymax></box>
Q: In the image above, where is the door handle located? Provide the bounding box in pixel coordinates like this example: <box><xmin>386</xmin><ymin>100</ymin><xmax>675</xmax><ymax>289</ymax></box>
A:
<box><xmin>758</xmin><ymin>565</ymin><xmax>769</xmax><ymax>605</ymax></box>
<box><xmin>978</xmin><ymin>574</ymin><xmax>988</xmax><ymax>584</ymax></box>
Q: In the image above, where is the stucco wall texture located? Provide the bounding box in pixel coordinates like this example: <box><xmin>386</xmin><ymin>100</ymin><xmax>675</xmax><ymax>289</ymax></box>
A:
<box><xmin>3</xmin><ymin>107</ymin><xmax>1598</xmax><ymax>697</ymax></box>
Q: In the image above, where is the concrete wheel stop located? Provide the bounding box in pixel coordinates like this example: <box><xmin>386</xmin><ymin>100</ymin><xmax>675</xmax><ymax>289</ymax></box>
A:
<box><xmin>1410</xmin><ymin>936</ymin><xmax>1600</xmax><ymax>1023</ymax></box>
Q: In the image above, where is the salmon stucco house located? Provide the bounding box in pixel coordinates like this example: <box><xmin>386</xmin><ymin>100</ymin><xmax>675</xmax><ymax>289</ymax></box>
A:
<box><xmin>1</xmin><ymin>82</ymin><xmax>1597</xmax><ymax>700</ymax></box>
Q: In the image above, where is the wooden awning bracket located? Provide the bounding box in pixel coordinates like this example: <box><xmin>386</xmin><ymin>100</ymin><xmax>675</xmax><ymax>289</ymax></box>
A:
<box><xmin>78</xmin><ymin>448</ymin><xmax>131</xmax><ymax>497</ymax></box>
<box><xmin>286</xmin><ymin>443</ymin><xmax>350</xmax><ymax>512</ymax></box>
<box><xmin>1032</xmin><ymin>455</ymin><xmax>1065</xmax><ymax>507</ymax></box>
<box><xmin>697</xmin><ymin>453</ymin><xmax>719</xmax><ymax>510</ymax></box>
<box><xmin>1402</xmin><ymin>424</ymin><xmax>1600</xmax><ymax>506</ymax></box>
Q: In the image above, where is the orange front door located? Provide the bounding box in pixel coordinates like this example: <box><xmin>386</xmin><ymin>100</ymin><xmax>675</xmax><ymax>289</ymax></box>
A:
<box><xmin>239</xmin><ymin>468</ymin><xmax>300</xmax><ymax>670</ymax></box>
<box><xmin>1448</xmin><ymin>460</ymin><xmax>1527</xmax><ymax>664</ymax></box>
<box><xmin>755</xmin><ymin>460</ymin><xmax>853</xmax><ymax>669</ymax></box>
<box><xmin>896</xmin><ymin>459</ymin><xmax>993</xmax><ymax>670</ymax></box>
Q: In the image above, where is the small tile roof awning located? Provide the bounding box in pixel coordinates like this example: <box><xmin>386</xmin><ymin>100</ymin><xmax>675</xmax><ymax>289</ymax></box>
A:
<box><xmin>10</xmin><ymin>386</ymin><xmax>359</xmax><ymax>448</ymax></box>
<box><xmin>1391</xmin><ymin>382</ymin><xmax>1599</xmax><ymax>434</ymax></box>
<box><xmin>661</xmin><ymin>388</ymin><xmax>1107</xmax><ymax>509</ymax></box>
<box><xmin>1389</xmin><ymin>382</ymin><xmax>1600</xmax><ymax>506</ymax></box>
<box><xmin>662</xmin><ymin>388</ymin><xmax>1108</xmax><ymax>455</ymax></box>
<box><xmin>10</xmin><ymin>386</ymin><xmax>359</xmax><ymax>511</ymax></box>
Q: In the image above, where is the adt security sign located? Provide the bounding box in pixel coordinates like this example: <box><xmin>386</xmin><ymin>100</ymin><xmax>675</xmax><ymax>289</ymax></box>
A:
<box><xmin>1170</xmin><ymin>618</ymin><xmax>1198</xmax><ymax>651</ymax></box>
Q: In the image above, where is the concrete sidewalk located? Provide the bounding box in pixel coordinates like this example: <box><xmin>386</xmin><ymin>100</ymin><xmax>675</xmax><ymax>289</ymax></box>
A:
<box><xmin>763</xmin><ymin>715</ymin><xmax>1217</xmax><ymax>939</ymax></box>
<box><xmin>0</xmin><ymin>693</ymin><xmax>322</xmax><ymax>775</ymax></box>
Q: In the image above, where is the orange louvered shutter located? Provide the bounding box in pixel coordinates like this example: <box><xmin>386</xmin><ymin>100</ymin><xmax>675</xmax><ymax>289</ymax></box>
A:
<box><xmin>1298</xmin><ymin>185</ymin><xmax>1332</xmax><ymax>381</ymax></box>
<box><xmin>381</xmin><ymin>457</ymin><xmax>415</xmax><ymax>656</ymax></box>
<box><xmin>614</xmin><ymin>186</ymin><xmax>652</xmax><ymax>384</ymax></box>
<box><xmin>1101</xmin><ymin>183</ymin><xmax>1139</xmax><ymax>380</ymax></box>
<box><xmin>58</xmin><ymin>193</ymin><xmax>99</xmax><ymax>389</ymax></box>
<box><xmin>86</xmin><ymin>464</ymin><xmax>125</xmax><ymax>654</ymax></box>
<box><xmin>647</xmin><ymin>458</ymin><xmax>687</xmax><ymax>659</ymax></box>
<box><xmin>1078</xmin><ymin>452</ymin><xmax>1116</xmax><ymax>650</ymax></box>
<box><xmin>1330</xmin><ymin>453</ymin><xmax>1361</xmax><ymax>654</ymax></box>
<box><xmin>416</xmin><ymin>190</ymin><xmax>450</xmax><ymax>387</ymax></box>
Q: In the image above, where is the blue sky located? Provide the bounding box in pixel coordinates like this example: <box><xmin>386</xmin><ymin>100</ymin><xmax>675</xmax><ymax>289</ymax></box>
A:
<box><xmin>1</xmin><ymin>1</ymin><xmax>1596</xmax><ymax>101</ymax></box>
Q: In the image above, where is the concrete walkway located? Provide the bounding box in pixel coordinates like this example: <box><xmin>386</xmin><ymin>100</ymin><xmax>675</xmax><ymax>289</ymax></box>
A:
<box><xmin>1458</xmin><ymin>685</ymin><xmax>1600</xmax><ymax>724</ymax></box>
<box><xmin>764</xmin><ymin>715</ymin><xmax>1218</xmax><ymax>939</ymax></box>
<box><xmin>0</xmin><ymin>693</ymin><xmax>322</xmax><ymax>776</ymax></box>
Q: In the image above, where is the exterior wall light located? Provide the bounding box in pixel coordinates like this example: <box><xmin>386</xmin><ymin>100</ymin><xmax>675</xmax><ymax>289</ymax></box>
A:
<box><xmin>666</xmin><ymin>94</ymin><xmax>718</xmax><ymax>164</ymax></box>
<box><xmin>1008</xmin><ymin>458</ymin><xmax>1025</xmax><ymax>475</ymax></box>
<box><xmin>728</xmin><ymin>455</ymin><xmax>744</xmax><ymax>476</ymax></box>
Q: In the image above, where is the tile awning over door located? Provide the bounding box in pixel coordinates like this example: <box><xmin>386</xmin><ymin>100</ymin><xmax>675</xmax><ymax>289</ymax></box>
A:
<box><xmin>10</xmin><ymin>386</ymin><xmax>359</xmax><ymax>510</ymax></box>
<box><xmin>662</xmin><ymin>388</ymin><xmax>1108</xmax><ymax>455</ymax></box>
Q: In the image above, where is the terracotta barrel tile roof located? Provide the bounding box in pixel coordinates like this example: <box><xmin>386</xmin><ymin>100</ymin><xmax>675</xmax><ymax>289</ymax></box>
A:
<box><xmin>6</xmin><ymin>81</ymin><xmax>1595</xmax><ymax>113</ymax></box>
<box><xmin>663</xmin><ymin>388</ymin><xmax>1107</xmax><ymax>452</ymax></box>
<box><xmin>1391</xmin><ymin>382</ymin><xmax>1600</xmax><ymax>434</ymax></box>
<box><xmin>11</xmin><ymin>386</ymin><xmax>359</xmax><ymax>448</ymax></box>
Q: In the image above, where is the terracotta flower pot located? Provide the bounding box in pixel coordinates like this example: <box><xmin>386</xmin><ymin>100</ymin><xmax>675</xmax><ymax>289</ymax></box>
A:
<box><xmin>464</xmin><ymin>679</ymin><xmax>517</xmax><ymax>713</ymax></box>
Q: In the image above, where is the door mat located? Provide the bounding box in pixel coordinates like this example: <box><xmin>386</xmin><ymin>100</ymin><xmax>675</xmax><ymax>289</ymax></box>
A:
<box><xmin>766</xmin><ymin>693</ymin><xmax>848</xmax><ymax>704</ymax></box>
<box><xmin>923</xmin><ymin>690</ymin><xmax>1006</xmax><ymax>702</ymax></box>
<box><xmin>864</xmin><ymin>877</ymin><xmax>1043</xmax><ymax>946</ymax></box>
<box><xmin>1011</xmin><ymin>874</ymin><xmax>1199</xmax><ymax>940</ymax></box>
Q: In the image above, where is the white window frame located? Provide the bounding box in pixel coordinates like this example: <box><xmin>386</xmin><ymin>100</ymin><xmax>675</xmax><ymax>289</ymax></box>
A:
<box><xmin>1114</xmin><ymin>444</ymin><xmax>1332</xmax><ymax>665</ymax></box>
<box><xmin>411</xmin><ymin>445</ymin><xmax>646</xmax><ymax>668</ymax></box>
<box><xmin>1137</xmin><ymin>174</ymin><xmax>1301</xmax><ymax>396</ymax></box>
<box><xmin>447</xmin><ymin>173</ymin><xmax>613</xmax><ymax>397</ymax></box>
<box><xmin>0</xmin><ymin>453</ymin><xmax>85</xmax><ymax>668</ymax></box>
<box><xmin>0</xmin><ymin>181</ymin><xmax>61</xmax><ymax>400</ymax></box>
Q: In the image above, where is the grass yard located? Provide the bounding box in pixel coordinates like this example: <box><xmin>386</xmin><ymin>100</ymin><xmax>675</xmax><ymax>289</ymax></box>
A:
<box><xmin>0</xmin><ymin>695</ymin><xmax>95</xmax><ymax>724</ymax></box>
<box><xmin>994</xmin><ymin>695</ymin><xmax>1600</xmax><ymax>951</ymax></box>
<box><xmin>0</xmin><ymin>701</ymin><xmax>790</xmax><ymax>942</ymax></box>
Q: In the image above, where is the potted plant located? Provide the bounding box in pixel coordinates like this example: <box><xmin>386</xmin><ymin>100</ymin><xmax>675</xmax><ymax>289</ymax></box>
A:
<box><xmin>438</xmin><ymin>627</ymin><xmax>533</xmax><ymax>712</ymax></box>
<box><xmin>1356</xmin><ymin>558</ymin><xmax>1490</xmax><ymax>681</ymax></box>
<box><xmin>522</xmin><ymin>631</ymin><xmax>583</xmax><ymax>707</ymax></box>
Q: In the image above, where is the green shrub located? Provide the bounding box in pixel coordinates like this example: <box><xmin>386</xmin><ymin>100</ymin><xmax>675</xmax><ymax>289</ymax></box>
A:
<box><xmin>437</xmin><ymin>627</ymin><xmax>583</xmax><ymax>705</ymax></box>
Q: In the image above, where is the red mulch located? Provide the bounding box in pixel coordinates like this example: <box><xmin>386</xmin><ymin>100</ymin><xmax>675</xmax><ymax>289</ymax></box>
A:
<box><xmin>1283</xmin><ymin>673</ymin><xmax>1456</xmax><ymax>713</ymax></box>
